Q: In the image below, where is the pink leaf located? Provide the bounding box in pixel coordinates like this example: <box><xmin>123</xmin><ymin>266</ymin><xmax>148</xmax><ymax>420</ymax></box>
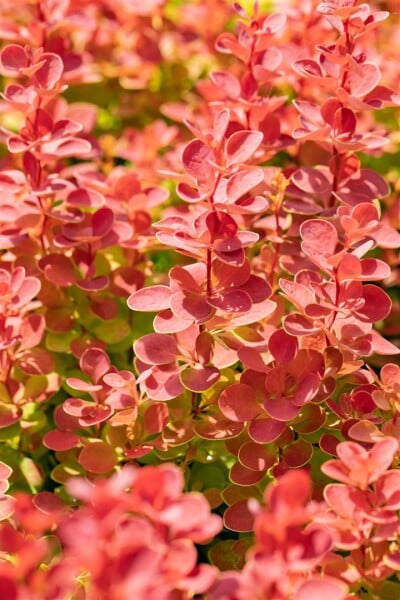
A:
<box><xmin>262</xmin><ymin>12</ymin><xmax>287</xmax><ymax>34</ymax></box>
<box><xmin>208</xmin><ymin>290</ymin><xmax>252</xmax><ymax>312</ymax></box>
<box><xmin>154</xmin><ymin>310</ymin><xmax>192</xmax><ymax>334</ymax></box>
<box><xmin>0</xmin><ymin>44</ymin><xmax>27</xmax><ymax>71</ymax></box>
<box><xmin>80</xmin><ymin>347</ymin><xmax>111</xmax><ymax>383</ymax></box>
<box><xmin>283</xmin><ymin>313</ymin><xmax>320</xmax><ymax>336</ymax></box>
<box><xmin>293</xmin><ymin>59</ymin><xmax>324</xmax><ymax>78</ymax></box>
<box><xmin>140</xmin><ymin>363</ymin><xmax>184</xmax><ymax>400</ymax></box>
<box><xmin>0</xmin><ymin>495</ymin><xmax>15</xmax><ymax>521</ymax></box>
<box><xmin>291</xmin><ymin>168</ymin><xmax>331</xmax><ymax>194</ymax></box>
<box><xmin>226</xmin><ymin>168</ymin><xmax>264</xmax><ymax>203</ymax></box>
<box><xmin>213</xmin><ymin>109</ymin><xmax>230</xmax><ymax>143</ymax></box>
<box><xmin>0</xmin><ymin>462</ymin><xmax>12</xmax><ymax>481</ymax></box>
<box><xmin>300</xmin><ymin>218</ymin><xmax>338</xmax><ymax>258</ymax></box>
<box><xmin>211</xmin><ymin>71</ymin><xmax>241</xmax><ymax>98</ymax></box>
<box><xmin>18</xmin><ymin>314</ymin><xmax>45</xmax><ymax>350</ymax></box>
<box><xmin>43</xmin><ymin>137</ymin><xmax>91</xmax><ymax>157</ymax></box>
<box><xmin>33</xmin><ymin>53</ymin><xmax>64</xmax><ymax>88</ymax></box>
<box><xmin>134</xmin><ymin>333</ymin><xmax>178</xmax><ymax>365</ymax></box>
<box><xmin>360</xmin><ymin>258</ymin><xmax>391</xmax><ymax>280</ymax></box>
<box><xmin>180</xmin><ymin>365</ymin><xmax>220</xmax><ymax>392</ymax></box>
<box><xmin>347</xmin><ymin>62</ymin><xmax>381</xmax><ymax>97</ymax></box>
<box><xmin>225</xmin><ymin>130</ymin><xmax>263</xmax><ymax>166</ymax></box>
<box><xmin>128</xmin><ymin>285</ymin><xmax>172</xmax><ymax>312</ymax></box>
<box><xmin>296</xmin><ymin>577</ymin><xmax>349</xmax><ymax>600</ymax></box>
<box><xmin>143</xmin><ymin>402</ymin><xmax>169</xmax><ymax>435</ymax></box>
<box><xmin>182</xmin><ymin>139</ymin><xmax>216</xmax><ymax>180</ymax></box>
<box><xmin>264</xmin><ymin>394</ymin><xmax>301</xmax><ymax>421</ymax></box>
<box><xmin>11</xmin><ymin>276</ymin><xmax>41</xmax><ymax>309</ymax></box>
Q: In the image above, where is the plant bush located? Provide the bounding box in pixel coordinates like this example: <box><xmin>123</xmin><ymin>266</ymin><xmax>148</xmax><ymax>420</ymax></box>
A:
<box><xmin>0</xmin><ymin>0</ymin><xmax>399</xmax><ymax>598</ymax></box>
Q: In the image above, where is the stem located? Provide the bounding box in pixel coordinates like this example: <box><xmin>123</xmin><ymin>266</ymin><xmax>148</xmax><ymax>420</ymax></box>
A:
<box><xmin>206</xmin><ymin>248</ymin><xmax>212</xmax><ymax>297</ymax></box>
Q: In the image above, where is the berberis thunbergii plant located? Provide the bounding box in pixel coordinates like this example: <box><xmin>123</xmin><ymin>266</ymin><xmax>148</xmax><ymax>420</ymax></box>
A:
<box><xmin>0</xmin><ymin>0</ymin><xmax>399</xmax><ymax>598</ymax></box>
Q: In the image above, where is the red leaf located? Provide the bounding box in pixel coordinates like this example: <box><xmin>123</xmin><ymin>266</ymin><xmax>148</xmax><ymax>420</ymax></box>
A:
<box><xmin>143</xmin><ymin>402</ymin><xmax>169</xmax><ymax>435</ymax></box>
<box><xmin>67</xmin><ymin>188</ymin><xmax>105</xmax><ymax>208</ymax></box>
<box><xmin>248</xmin><ymin>418</ymin><xmax>286</xmax><ymax>443</ymax></box>
<box><xmin>43</xmin><ymin>430</ymin><xmax>80</xmax><ymax>451</ymax></box>
<box><xmin>229</xmin><ymin>462</ymin><xmax>265</xmax><ymax>485</ymax></box>
<box><xmin>17</xmin><ymin>348</ymin><xmax>54</xmax><ymax>375</ymax></box>
<box><xmin>223</xmin><ymin>499</ymin><xmax>255</xmax><ymax>532</ymax></box>
<box><xmin>361</xmin><ymin>284</ymin><xmax>391</xmax><ymax>322</ymax></box>
<box><xmin>268</xmin><ymin>329</ymin><xmax>298</xmax><ymax>364</ymax></box>
<box><xmin>75</xmin><ymin>276</ymin><xmax>109</xmax><ymax>291</ymax></box>
<box><xmin>40</xmin><ymin>254</ymin><xmax>76</xmax><ymax>286</ymax></box>
<box><xmin>92</xmin><ymin>207</ymin><xmax>114</xmax><ymax>237</ymax></box>
<box><xmin>238</xmin><ymin>442</ymin><xmax>275</xmax><ymax>471</ymax></box>
<box><xmin>79</xmin><ymin>441</ymin><xmax>117</xmax><ymax>474</ymax></box>
<box><xmin>194</xmin><ymin>414</ymin><xmax>243</xmax><ymax>440</ymax></box>
<box><xmin>333</xmin><ymin>107</ymin><xmax>356</xmax><ymax>137</ymax></box>
<box><xmin>283</xmin><ymin>439</ymin><xmax>313</xmax><ymax>467</ymax></box>
<box><xmin>337</xmin><ymin>254</ymin><xmax>362</xmax><ymax>281</ymax></box>
<box><xmin>206</xmin><ymin>210</ymin><xmax>238</xmax><ymax>240</ymax></box>
<box><xmin>218</xmin><ymin>383</ymin><xmax>259</xmax><ymax>422</ymax></box>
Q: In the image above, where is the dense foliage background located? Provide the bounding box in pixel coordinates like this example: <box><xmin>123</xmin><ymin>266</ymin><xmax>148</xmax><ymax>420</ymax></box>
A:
<box><xmin>0</xmin><ymin>0</ymin><xmax>399</xmax><ymax>598</ymax></box>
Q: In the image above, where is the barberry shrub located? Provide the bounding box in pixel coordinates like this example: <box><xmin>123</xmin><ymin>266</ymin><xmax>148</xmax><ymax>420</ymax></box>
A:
<box><xmin>0</xmin><ymin>0</ymin><xmax>399</xmax><ymax>598</ymax></box>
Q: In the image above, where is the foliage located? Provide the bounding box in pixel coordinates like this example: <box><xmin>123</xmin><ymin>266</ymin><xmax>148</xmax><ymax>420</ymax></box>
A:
<box><xmin>0</xmin><ymin>0</ymin><xmax>399</xmax><ymax>597</ymax></box>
